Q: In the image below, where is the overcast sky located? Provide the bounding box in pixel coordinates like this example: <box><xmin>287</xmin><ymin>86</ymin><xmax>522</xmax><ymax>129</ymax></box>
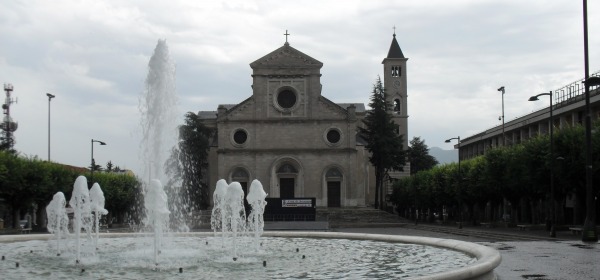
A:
<box><xmin>1</xmin><ymin>0</ymin><xmax>599</xmax><ymax>177</ymax></box>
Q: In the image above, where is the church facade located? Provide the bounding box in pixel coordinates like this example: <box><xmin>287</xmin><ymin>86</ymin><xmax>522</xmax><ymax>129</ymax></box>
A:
<box><xmin>199</xmin><ymin>33</ymin><xmax>409</xmax><ymax>208</ymax></box>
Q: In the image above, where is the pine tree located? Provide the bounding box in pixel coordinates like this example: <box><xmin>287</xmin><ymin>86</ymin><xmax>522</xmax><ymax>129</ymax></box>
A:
<box><xmin>165</xmin><ymin>112</ymin><xmax>215</xmax><ymax>210</ymax></box>
<box><xmin>359</xmin><ymin>77</ymin><xmax>406</xmax><ymax>209</ymax></box>
<box><xmin>408</xmin><ymin>137</ymin><xmax>438</xmax><ymax>175</ymax></box>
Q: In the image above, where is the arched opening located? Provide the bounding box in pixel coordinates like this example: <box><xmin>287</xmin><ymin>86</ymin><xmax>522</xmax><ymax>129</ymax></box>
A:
<box><xmin>394</xmin><ymin>98</ymin><xmax>401</xmax><ymax>114</ymax></box>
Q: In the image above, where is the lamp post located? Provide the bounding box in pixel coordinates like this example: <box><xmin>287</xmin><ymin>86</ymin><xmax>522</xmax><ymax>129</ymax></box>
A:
<box><xmin>581</xmin><ymin>0</ymin><xmax>598</xmax><ymax>243</ymax></box>
<box><xmin>91</xmin><ymin>139</ymin><xmax>106</xmax><ymax>185</ymax></box>
<box><xmin>582</xmin><ymin>75</ymin><xmax>599</xmax><ymax>241</ymax></box>
<box><xmin>46</xmin><ymin>93</ymin><xmax>55</xmax><ymax>161</ymax></box>
<box><xmin>445</xmin><ymin>136</ymin><xmax>462</xmax><ymax>229</ymax></box>
<box><xmin>497</xmin><ymin>86</ymin><xmax>506</xmax><ymax>146</ymax></box>
<box><xmin>529</xmin><ymin>91</ymin><xmax>555</xmax><ymax>237</ymax></box>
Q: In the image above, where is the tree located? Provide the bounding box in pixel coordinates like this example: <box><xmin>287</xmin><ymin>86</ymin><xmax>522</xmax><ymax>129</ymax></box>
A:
<box><xmin>166</xmin><ymin>112</ymin><xmax>215</xmax><ymax>211</ymax></box>
<box><xmin>359</xmin><ymin>77</ymin><xmax>406</xmax><ymax>209</ymax></box>
<box><xmin>105</xmin><ymin>161</ymin><xmax>114</xmax><ymax>172</ymax></box>
<box><xmin>408</xmin><ymin>136</ymin><xmax>438</xmax><ymax>175</ymax></box>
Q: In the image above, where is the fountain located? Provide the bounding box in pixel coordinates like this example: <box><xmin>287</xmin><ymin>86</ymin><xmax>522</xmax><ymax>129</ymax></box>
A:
<box><xmin>69</xmin><ymin>176</ymin><xmax>93</xmax><ymax>263</ymax></box>
<box><xmin>89</xmin><ymin>183</ymin><xmax>108</xmax><ymax>250</ymax></box>
<box><xmin>45</xmin><ymin>192</ymin><xmax>68</xmax><ymax>256</ymax></box>
<box><xmin>0</xmin><ymin>177</ymin><xmax>500</xmax><ymax>279</ymax></box>
<box><xmin>246</xmin><ymin>179</ymin><xmax>267</xmax><ymax>251</ymax></box>
<box><xmin>143</xmin><ymin>179</ymin><xmax>171</xmax><ymax>265</ymax></box>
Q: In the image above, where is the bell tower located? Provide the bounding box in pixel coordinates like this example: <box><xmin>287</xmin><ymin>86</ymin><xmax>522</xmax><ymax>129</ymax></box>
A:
<box><xmin>381</xmin><ymin>30</ymin><xmax>411</xmax><ymax>190</ymax></box>
<box><xmin>382</xmin><ymin>31</ymin><xmax>408</xmax><ymax>151</ymax></box>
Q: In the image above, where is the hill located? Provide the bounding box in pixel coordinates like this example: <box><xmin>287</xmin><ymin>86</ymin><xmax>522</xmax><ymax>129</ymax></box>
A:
<box><xmin>429</xmin><ymin>147</ymin><xmax>458</xmax><ymax>165</ymax></box>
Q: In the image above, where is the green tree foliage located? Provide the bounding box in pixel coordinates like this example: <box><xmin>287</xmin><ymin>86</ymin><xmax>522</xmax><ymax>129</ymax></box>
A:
<box><xmin>408</xmin><ymin>136</ymin><xmax>438</xmax><ymax>175</ymax></box>
<box><xmin>391</xmin><ymin>121</ymin><xmax>600</xmax><ymax>225</ymax></box>
<box><xmin>0</xmin><ymin>151</ymin><xmax>141</xmax><ymax>229</ymax></box>
<box><xmin>166</xmin><ymin>112</ymin><xmax>215</xmax><ymax>211</ymax></box>
<box><xmin>92</xmin><ymin>172</ymin><xmax>141</xmax><ymax>225</ymax></box>
<box><xmin>105</xmin><ymin>161</ymin><xmax>114</xmax><ymax>172</ymax></box>
<box><xmin>359</xmin><ymin>77</ymin><xmax>406</xmax><ymax>209</ymax></box>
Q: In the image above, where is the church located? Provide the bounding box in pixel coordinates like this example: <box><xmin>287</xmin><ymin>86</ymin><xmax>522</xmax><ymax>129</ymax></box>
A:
<box><xmin>199</xmin><ymin>32</ymin><xmax>409</xmax><ymax>208</ymax></box>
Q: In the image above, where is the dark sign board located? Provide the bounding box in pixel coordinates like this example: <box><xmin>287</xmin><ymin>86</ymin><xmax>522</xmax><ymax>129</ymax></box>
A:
<box><xmin>264</xmin><ymin>197</ymin><xmax>316</xmax><ymax>221</ymax></box>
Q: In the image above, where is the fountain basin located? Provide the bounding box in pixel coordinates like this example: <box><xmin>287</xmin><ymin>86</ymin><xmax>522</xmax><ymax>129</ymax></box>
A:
<box><xmin>0</xmin><ymin>231</ymin><xmax>500</xmax><ymax>280</ymax></box>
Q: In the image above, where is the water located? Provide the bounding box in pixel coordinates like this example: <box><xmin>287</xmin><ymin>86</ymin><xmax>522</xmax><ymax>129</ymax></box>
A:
<box><xmin>69</xmin><ymin>176</ymin><xmax>93</xmax><ymax>263</ymax></box>
<box><xmin>139</xmin><ymin>39</ymin><xmax>178</xmax><ymax>186</ymax></box>
<box><xmin>89</xmin><ymin>183</ymin><xmax>108</xmax><ymax>250</ymax></box>
<box><xmin>246</xmin><ymin>179</ymin><xmax>267</xmax><ymax>251</ymax></box>
<box><xmin>144</xmin><ymin>179</ymin><xmax>171</xmax><ymax>265</ymax></box>
<box><xmin>0</xmin><ymin>235</ymin><xmax>476</xmax><ymax>280</ymax></box>
<box><xmin>45</xmin><ymin>192</ymin><xmax>68</xmax><ymax>256</ymax></box>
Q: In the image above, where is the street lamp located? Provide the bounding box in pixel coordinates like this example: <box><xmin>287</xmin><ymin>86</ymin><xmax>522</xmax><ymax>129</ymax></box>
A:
<box><xmin>91</xmin><ymin>139</ymin><xmax>106</xmax><ymax>186</ymax></box>
<box><xmin>529</xmin><ymin>91</ymin><xmax>556</xmax><ymax>238</ymax></box>
<box><xmin>581</xmin><ymin>75</ymin><xmax>599</xmax><ymax>241</ymax></box>
<box><xmin>497</xmin><ymin>86</ymin><xmax>505</xmax><ymax>146</ymax></box>
<box><xmin>581</xmin><ymin>0</ymin><xmax>598</xmax><ymax>242</ymax></box>
<box><xmin>445</xmin><ymin>136</ymin><xmax>462</xmax><ymax>229</ymax></box>
<box><xmin>46</xmin><ymin>93</ymin><xmax>55</xmax><ymax>161</ymax></box>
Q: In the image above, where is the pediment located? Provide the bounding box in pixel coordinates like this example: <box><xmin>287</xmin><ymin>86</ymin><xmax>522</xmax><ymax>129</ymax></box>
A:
<box><xmin>318</xmin><ymin>96</ymin><xmax>348</xmax><ymax>118</ymax></box>
<box><xmin>223</xmin><ymin>97</ymin><xmax>255</xmax><ymax>119</ymax></box>
<box><xmin>250</xmin><ymin>44</ymin><xmax>323</xmax><ymax>69</ymax></box>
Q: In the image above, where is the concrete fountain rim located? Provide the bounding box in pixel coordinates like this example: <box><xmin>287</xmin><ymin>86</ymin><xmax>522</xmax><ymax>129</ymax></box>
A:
<box><xmin>0</xmin><ymin>231</ymin><xmax>500</xmax><ymax>280</ymax></box>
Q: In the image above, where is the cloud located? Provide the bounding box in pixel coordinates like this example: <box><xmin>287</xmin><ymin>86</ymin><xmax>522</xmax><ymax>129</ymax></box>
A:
<box><xmin>1</xmin><ymin>0</ymin><xmax>599</xmax><ymax>177</ymax></box>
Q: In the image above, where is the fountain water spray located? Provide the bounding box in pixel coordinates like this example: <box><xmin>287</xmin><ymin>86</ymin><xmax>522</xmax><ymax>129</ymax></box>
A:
<box><xmin>225</xmin><ymin>182</ymin><xmax>246</xmax><ymax>259</ymax></box>
<box><xmin>89</xmin><ymin>183</ymin><xmax>108</xmax><ymax>249</ymax></box>
<box><xmin>210</xmin><ymin>179</ymin><xmax>229</xmax><ymax>241</ymax></box>
<box><xmin>45</xmin><ymin>192</ymin><xmax>69</xmax><ymax>256</ymax></box>
<box><xmin>69</xmin><ymin>176</ymin><xmax>92</xmax><ymax>263</ymax></box>
<box><xmin>144</xmin><ymin>179</ymin><xmax>170</xmax><ymax>265</ymax></box>
<box><xmin>246</xmin><ymin>179</ymin><xmax>268</xmax><ymax>251</ymax></box>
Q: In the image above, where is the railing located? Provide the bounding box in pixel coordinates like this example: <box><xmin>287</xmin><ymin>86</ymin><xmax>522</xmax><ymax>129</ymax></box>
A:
<box><xmin>462</xmin><ymin>70</ymin><xmax>600</xmax><ymax>142</ymax></box>
<box><xmin>553</xmin><ymin>70</ymin><xmax>600</xmax><ymax>106</ymax></box>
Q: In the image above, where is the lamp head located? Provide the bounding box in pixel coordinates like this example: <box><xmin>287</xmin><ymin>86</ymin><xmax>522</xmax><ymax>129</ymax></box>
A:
<box><xmin>46</xmin><ymin>93</ymin><xmax>55</xmax><ymax>99</ymax></box>
<box><xmin>584</xmin><ymin>76</ymin><xmax>600</xmax><ymax>87</ymax></box>
<box><xmin>445</xmin><ymin>139</ymin><xmax>451</xmax><ymax>143</ymax></box>
<box><xmin>99</xmin><ymin>141</ymin><xmax>106</xmax><ymax>145</ymax></box>
<box><xmin>528</xmin><ymin>96</ymin><xmax>539</xmax><ymax>101</ymax></box>
<box><xmin>497</xmin><ymin>86</ymin><xmax>504</xmax><ymax>92</ymax></box>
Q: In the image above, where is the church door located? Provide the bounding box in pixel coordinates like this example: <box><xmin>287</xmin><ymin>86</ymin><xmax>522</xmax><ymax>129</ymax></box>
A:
<box><xmin>327</xmin><ymin>181</ymin><xmax>341</xmax><ymax>207</ymax></box>
<box><xmin>280</xmin><ymin>178</ymin><xmax>295</xmax><ymax>199</ymax></box>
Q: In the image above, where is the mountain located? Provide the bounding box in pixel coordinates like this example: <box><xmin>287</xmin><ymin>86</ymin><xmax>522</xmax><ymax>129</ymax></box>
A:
<box><xmin>429</xmin><ymin>147</ymin><xmax>458</xmax><ymax>165</ymax></box>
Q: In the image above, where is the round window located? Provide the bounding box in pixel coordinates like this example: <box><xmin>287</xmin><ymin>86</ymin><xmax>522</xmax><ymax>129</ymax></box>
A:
<box><xmin>233</xmin><ymin>130</ymin><xmax>248</xmax><ymax>145</ymax></box>
<box><xmin>326</xmin><ymin>129</ymin><xmax>341</xmax><ymax>144</ymax></box>
<box><xmin>277</xmin><ymin>90</ymin><xmax>297</xmax><ymax>109</ymax></box>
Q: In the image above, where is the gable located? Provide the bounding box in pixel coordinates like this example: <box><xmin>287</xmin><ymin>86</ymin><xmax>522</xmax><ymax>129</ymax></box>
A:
<box><xmin>223</xmin><ymin>96</ymin><xmax>255</xmax><ymax>120</ymax></box>
<box><xmin>318</xmin><ymin>96</ymin><xmax>349</xmax><ymax>119</ymax></box>
<box><xmin>250</xmin><ymin>44</ymin><xmax>323</xmax><ymax>69</ymax></box>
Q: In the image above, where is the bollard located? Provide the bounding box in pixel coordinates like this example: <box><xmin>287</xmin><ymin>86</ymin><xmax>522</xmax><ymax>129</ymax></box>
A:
<box><xmin>179</xmin><ymin>267</ymin><xmax>183</xmax><ymax>273</ymax></box>
<box><xmin>263</xmin><ymin>260</ymin><xmax>266</xmax><ymax>267</ymax></box>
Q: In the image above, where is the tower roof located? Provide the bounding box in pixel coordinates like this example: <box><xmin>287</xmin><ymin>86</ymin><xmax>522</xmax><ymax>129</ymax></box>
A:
<box><xmin>386</xmin><ymin>34</ymin><xmax>405</xmax><ymax>59</ymax></box>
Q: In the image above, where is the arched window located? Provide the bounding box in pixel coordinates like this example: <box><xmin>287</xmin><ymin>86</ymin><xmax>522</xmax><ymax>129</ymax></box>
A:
<box><xmin>394</xmin><ymin>99</ymin><xmax>401</xmax><ymax>113</ymax></box>
<box><xmin>326</xmin><ymin>168</ymin><xmax>342</xmax><ymax>179</ymax></box>
<box><xmin>277</xmin><ymin>163</ymin><xmax>298</xmax><ymax>174</ymax></box>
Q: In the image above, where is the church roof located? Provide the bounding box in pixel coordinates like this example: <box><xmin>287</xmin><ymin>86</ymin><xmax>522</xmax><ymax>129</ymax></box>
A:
<box><xmin>250</xmin><ymin>43</ymin><xmax>323</xmax><ymax>69</ymax></box>
<box><xmin>386</xmin><ymin>34</ymin><xmax>405</xmax><ymax>59</ymax></box>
